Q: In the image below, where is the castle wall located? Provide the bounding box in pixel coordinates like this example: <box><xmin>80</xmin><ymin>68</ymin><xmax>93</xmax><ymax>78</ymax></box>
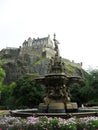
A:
<box><xmin>19</xmin><ymin>35</ymin><xmax>55</xmax><ymax>58</ymax></box>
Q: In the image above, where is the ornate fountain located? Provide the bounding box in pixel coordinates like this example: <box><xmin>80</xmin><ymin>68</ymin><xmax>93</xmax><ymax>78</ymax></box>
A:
<box><xmin>38</xmin><ymin>34</ymin><xmax>81</xmax><ymax>113</ymax></box>
<box><xmin>11</xmin><ymin>34</ymin><xmax>98</xmax><ymax>118</ymax></box>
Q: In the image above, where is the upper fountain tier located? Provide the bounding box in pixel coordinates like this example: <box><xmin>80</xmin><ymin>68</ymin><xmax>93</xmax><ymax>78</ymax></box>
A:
<box><xmin>47</xmin><ymin>34</ymin><xmax>65</xmax><ymax>75</ymax></box>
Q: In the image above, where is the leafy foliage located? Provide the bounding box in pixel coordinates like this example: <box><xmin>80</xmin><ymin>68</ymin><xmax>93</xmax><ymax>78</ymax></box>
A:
<box><xmin>0</xmin><ymin>82</ymin><xmax>16</xmax><ymax>109</ymax></box>
<box><xmin>0</xmin><ymin>58</ymin><xmax>16</xmax><ymax>109</ymax></box>
<box><xmin>1</xmin><ymin>49</ymin><xmax>98</xmax><ymax>109</ymax></box>
<box><xmin>12</xmin><ymin>74</ymin><xmax>45</xmax><ymax>109</ymax></box>
<box><xmin>70</xmin><ymin>69</ymin><xmax>98</xmax><ymax>106</ymax></box>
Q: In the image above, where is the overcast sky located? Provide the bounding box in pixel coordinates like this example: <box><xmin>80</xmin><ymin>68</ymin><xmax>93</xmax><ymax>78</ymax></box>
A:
<box><xmin>0</xmin><ymin>0</ymin><xmax>98</xmax><ymax>70</ymax></box>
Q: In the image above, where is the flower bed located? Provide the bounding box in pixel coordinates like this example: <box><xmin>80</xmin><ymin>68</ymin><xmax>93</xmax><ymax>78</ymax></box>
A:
<box><xmin>0</xmin><ymin>116</ymin><xmax>98</xmax><ymax>130</ymax></box>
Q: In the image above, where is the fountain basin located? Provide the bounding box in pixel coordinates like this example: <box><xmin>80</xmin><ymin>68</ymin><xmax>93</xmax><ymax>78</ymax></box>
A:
<box><xmin>10</xmin><ymin>107</ymin><xmax>98</xmax><ymax>118</ymax></box>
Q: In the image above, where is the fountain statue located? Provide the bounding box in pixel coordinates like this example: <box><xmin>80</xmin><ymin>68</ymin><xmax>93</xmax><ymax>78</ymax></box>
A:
<box><xmin>38</xmin><ymin>34</ymin><xmax>82</xmax><ymax>113</ymax></box>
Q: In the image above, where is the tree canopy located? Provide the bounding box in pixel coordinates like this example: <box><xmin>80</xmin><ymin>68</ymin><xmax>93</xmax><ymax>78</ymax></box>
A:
<box><xmin>12</xmin><ymin>74</ymin><xmax>45</xmax><ymax>109</ymax></box>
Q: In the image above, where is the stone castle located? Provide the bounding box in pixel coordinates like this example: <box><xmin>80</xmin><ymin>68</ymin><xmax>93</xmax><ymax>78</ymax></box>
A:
<box><xmin>20</xmin><ymin>35</ymin><xmax>55</xmax><ymax>58</ymax></box>
<box><xmin>1</xmin><ymin>35</ymin><xmax>56</xmax><ymax>59</ymax></box>
<box><xmin>1</xmin><ymin>35</ymin><xmax>82</xmax><ymax>68</ymax></box>
<box><xmin>0</xmin><ymin>35</ymin><xmax>83</xmax><ymax>84</ymax></box>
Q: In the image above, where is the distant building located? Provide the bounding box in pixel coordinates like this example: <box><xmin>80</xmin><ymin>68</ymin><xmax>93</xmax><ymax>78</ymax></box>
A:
<box><xmin>1</xmin><ymin>35</ymin><xmax>82</xmax><ymax>67</ymax></box>
<box><xmin>19</xmin><ymin>35</ymin><xmax>56</xmax><ymax>58</ymax></box>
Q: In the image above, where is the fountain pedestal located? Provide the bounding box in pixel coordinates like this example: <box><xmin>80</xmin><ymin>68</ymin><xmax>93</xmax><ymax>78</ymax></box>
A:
<box><xmin>66</xmin><ymin>102</ymin><xmax>78</xmax><ymax>112</ymax></box>
<box><xmin>39</xmin><ymin>102</ymin><xmax>78</xmax><ymax>113</ymax></box>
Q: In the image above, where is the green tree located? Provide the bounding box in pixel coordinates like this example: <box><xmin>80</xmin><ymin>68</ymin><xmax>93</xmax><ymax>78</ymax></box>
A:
<box><xmin>70</xmin><ymin>72</ymin><xmax>94</xmax><ymax>106</ymax></box>
<box><xmin>71</xmin><ymin>69</ymin><xmax>98</xmax><ymax>106</ymax></box>
<box><xmin>86</xmin><ymin>69</ymin><xmax>98</xmax><ymax>105</ymax></box>
<box><xmin>12</xmin><ymin>74</ymin><xmax>45</xmax><ymax>109</ymax></box>
<box><xmin>1</xmin><ymin>82</ymin><xmax>16</xmax><ymax>109</ymax></box>
<box><xmin>0</xmin><ymin>58</ymin><xmax>6</xmax><ymax>101</ymax></box>
<box><xmin>0</xmin><ymin>56</ymin><xmax>16</xmax><ymax>109</ymax></box>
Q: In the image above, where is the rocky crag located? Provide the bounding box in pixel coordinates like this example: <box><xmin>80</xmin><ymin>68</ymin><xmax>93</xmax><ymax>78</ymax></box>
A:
<box><xmin>0</xmin><ymin>35</ymin><xmax>84</xmax><ymax>84</ymax></box>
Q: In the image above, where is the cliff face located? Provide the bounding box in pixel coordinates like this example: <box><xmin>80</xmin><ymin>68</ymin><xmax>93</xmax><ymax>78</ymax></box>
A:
<box><xmin>0</xmin><ymin>35</ymin><xmax>84</xmax><ymax>84</ymax></box>
<box><xmin>0</xmin><ymin>48</ymin><xmax>47</xmax><ymax>84</ymax></box>
<box><xmin>0</xmin><ymin>48</ymin><xmax>84</xmax><ymax>85</ymax></box>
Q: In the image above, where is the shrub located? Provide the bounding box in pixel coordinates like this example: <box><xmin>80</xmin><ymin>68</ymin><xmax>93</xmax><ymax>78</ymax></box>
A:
<box><xmin>0</xmin><ymin>116</ymin><xmax>98</xmax><ymax>130</ymax></box>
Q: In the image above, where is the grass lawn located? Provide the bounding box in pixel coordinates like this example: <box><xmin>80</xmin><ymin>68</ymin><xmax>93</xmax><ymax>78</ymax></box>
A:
<box><xmin>0</xmin><ymin>110</ymin><xmax>9</xmax><ymax>118</ymax></box>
